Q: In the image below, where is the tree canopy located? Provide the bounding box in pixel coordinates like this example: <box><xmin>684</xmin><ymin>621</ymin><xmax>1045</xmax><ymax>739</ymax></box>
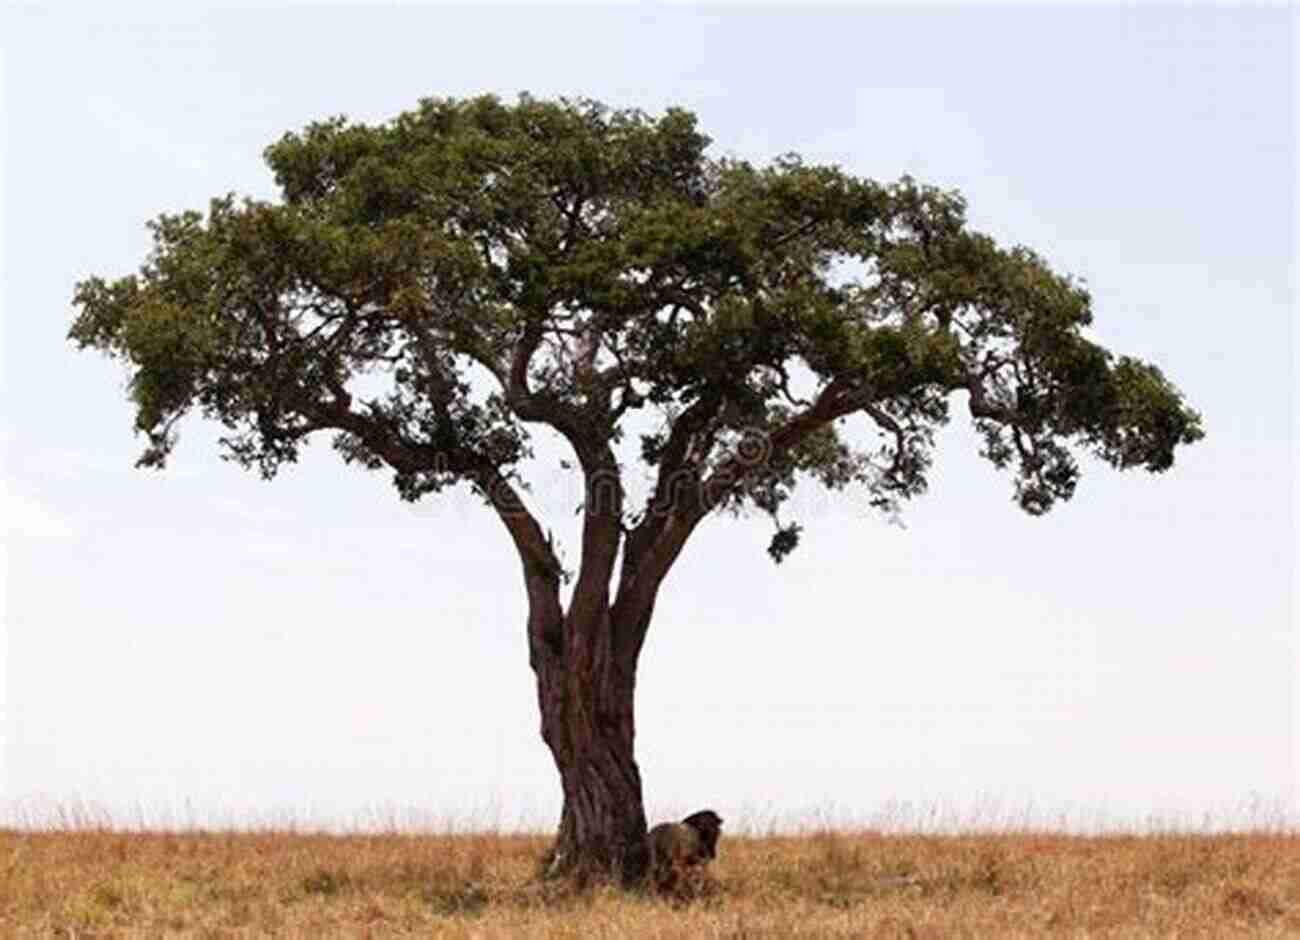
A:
<box><xmin>70</xmin><ymin>94</ymin><xmax>1202</xmax><ymax>569</ymax></box>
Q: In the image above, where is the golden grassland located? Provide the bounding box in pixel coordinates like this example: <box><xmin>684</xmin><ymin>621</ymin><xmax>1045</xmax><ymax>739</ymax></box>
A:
<box><xmin>2</xmin><ymin>827</ymin><xmax>1297</xmax><ymax>938</ymax></box>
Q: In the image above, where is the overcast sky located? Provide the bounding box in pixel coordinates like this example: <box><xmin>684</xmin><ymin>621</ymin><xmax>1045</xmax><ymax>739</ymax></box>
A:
<box><xmin>2</xmin><ymin>4</ymin><xmax>1295</xmax><ymax>833</ymax></box>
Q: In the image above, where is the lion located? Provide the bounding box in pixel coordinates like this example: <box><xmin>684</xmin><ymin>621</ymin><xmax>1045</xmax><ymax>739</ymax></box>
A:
<box><xmin>646</xmin><ymin>809</ymin><xmax>723</xmax><ymax>895</ymax></box>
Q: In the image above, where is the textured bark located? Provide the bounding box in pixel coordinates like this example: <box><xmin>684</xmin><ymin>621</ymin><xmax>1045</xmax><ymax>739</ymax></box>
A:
<box><xmin>534</xmin><ymin>601</ymin><xmax>649</xmax><ymax>886</ymax></box>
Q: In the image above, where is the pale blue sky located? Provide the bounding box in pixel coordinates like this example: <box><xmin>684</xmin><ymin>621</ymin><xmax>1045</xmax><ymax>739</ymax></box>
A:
<box><xmin>2</xmin><ymin>4</ymin><xmax>1295</xmax><ymax>832</ymax></box>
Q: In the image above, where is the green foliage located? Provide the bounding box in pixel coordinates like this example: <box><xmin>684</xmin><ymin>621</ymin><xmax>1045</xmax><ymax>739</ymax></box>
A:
<box><xmin>70</xmin><ymin>93</ymin><xmax>1202</xmax><ymax>556</ymax></box>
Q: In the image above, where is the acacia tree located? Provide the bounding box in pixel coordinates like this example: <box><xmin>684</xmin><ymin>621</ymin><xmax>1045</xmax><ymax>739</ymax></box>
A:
<box><xmin>70</xmin><ymin>94</ymin><xmax>1202</xmax><ymax>883</ymax></box>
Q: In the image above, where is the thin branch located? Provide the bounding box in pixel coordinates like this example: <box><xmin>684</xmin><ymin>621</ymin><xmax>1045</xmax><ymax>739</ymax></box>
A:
<box><xmin>768</xmin><ymin>217</ymin><xmax>820</xmax><ymax>249</ymax></box>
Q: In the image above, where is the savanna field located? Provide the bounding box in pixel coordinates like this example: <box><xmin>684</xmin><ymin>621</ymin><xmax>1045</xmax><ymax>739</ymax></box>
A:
<box><xmin>3</xmin><ymin>824</ymin><xmax>1297</xmax><ymax>937</ymax></box>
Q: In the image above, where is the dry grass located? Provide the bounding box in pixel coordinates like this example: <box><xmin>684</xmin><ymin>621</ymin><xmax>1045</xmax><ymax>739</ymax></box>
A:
<box><xmin>2</xmin><ymin>826</ymin><xmax>1297</xmax><ymax>937</ymax></box>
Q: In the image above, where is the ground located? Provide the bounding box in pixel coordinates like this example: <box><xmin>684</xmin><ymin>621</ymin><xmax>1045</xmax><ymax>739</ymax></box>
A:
<box><xmin>2</xmin><ymin>826</ymin><xmax>1296</xmax><ymax>937</ymax></box>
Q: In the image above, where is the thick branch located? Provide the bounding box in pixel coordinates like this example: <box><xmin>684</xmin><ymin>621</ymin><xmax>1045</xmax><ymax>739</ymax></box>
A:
<box><xmin>507</xmin><ymin>318</ymin><xmax>626</xmax><ymax>612</ymax></box>
<box><xmin>474</xmin><ymin>463</ymin><xmax>566</xmax><ymax>667</ymax></box>
<box><xmin>309</xmin><ymin>393</ymin><xmax>564</xmax><ymax>660</ymax></box>
<box><xmin>508</xmin><ymin>321</ymin><xmax>603</xmax><ymax>458</ymax></box>
<box><xmin>621</xmin><ymin>390</ymin><xmax>725</xmax><ymax>578</ymax></box>
<box><xmin>964</xmin><ymin>376</ymin><xmax>1016</xmax><ymax>423</ymax></box>
<box><xmin>611</xmin><ymin>378</ymin><xmax>854</xmax><ymax>654</ymax></box>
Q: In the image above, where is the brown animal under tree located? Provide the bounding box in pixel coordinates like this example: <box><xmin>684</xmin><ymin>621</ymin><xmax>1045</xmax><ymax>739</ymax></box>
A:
<box><xmin>647</xmin><ymin>810</ymin><xmax>723</xmax><ymax>895</ymax></box>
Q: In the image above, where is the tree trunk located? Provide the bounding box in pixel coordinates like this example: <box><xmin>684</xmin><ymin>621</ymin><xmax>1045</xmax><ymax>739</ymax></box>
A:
<box><xmin>533</xmin><ymin>606</ymin><xmax>649</xmax><ymax>886</ymax></box>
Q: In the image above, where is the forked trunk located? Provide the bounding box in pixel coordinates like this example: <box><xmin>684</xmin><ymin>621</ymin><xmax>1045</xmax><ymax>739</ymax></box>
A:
<box><xmin>533</xmin><ymin>606</ymin><xmax>649</xmax><ymax>886</ymax></box>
